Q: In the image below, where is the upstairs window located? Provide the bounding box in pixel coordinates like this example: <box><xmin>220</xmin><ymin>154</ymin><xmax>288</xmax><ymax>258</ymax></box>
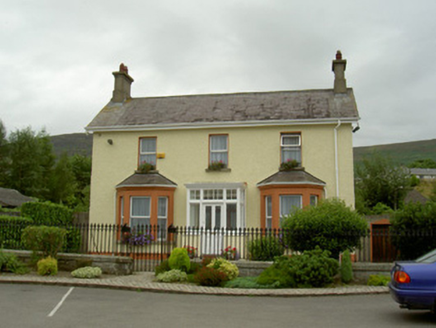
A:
<box><xmin>281</xmin><ymin>134</ymin><xmax>301</xmax><ymax>165</ymax></box>
<box><xmin>210</xmin><ymin>135</ymin><xmax>228</xmax><ymax>167</ymax></box>
<box><xmin>139</xmin><ymin>137</ymin><xmax>157</xmax><ymax>166</ymax></box>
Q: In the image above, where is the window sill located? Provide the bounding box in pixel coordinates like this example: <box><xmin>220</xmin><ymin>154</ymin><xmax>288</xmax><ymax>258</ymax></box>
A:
<box><xmin>205</xmin><ymin>168</ymin><xmax>232</xmax><ymax>173</ymax></box>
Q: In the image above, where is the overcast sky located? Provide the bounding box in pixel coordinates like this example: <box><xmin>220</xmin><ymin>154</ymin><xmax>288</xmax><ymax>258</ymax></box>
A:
<box><xmin>1</xmin><ymin>0</ymin><xmax>435</xmax><ymax>147</ymax></box>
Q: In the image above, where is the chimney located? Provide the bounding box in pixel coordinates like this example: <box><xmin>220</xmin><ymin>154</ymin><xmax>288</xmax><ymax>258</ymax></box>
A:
<box><xmin>332</xmin><ymin>51</ymin><xmax>347</xmax><ymax>94</ymax></box>
<box><xmin>111</xmin><ymin>63</ymin><xmax>134</xmax><ymax>102</ymax></box>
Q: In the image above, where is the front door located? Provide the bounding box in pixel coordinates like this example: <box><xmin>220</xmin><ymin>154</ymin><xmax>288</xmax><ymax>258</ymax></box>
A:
<box><xmin>201</xmin><ymin>204</ymin><xmax>223</xmax><ymax>255</ymax></box>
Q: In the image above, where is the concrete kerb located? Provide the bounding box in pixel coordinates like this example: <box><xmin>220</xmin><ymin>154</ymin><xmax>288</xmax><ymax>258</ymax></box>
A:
<box><xmin>0</xmin><ymin>272</ymin><xmax>389</xmax><ymax>297</ymax></box>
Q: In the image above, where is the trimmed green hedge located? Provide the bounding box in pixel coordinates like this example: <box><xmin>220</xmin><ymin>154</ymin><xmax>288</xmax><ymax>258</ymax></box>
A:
<box><xmin>21</xmin><ymin>201</ymin><xmax>73</xmax><ymax>225</ymax></box>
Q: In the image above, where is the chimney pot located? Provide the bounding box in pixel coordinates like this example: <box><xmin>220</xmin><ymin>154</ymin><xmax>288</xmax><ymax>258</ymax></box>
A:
<box><xmin>111</xmin><ymin>63</ymin><xmax>134</xmax><ymax>103</ymax></box>
<box><xmin>332</xmin><ymin>51</ymin><xmax>347</xmax><ymax>94</ymax></box>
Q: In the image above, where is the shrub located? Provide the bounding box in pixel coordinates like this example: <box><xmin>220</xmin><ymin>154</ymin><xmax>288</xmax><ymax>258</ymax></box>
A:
<box><xmin>155</xmin><ymin>259</ymin><xmax>171</xmax><ymax>276</ymax></box>
<box><xmin>281</xmin><ymin>198</ymin><xmax>368</xmax><ymax>258</ymax></box>
<box><xmin>194</xmin><ymin>266</ymin><xmax>228</xmax><ymax>287</ymax></box>
<box><xmin>71</xmin><ymin>266</ymin><xmax>102</xmax><ymax>279</ymax></box>
<box><xmin>390</xmin><ymin>202</ymin><xmax>436</xmax><ymax>260</ymax></box>
<box><xmin>21</xmin><ymin>201</ymin><xmax>73</xmax><ymax>225</ymax></box>
<box><xmin>258</xmin><ymin>247</ymin><xmax>339</xmax><ymax>288</ymax></box>
<box><xmin>0</xmin><ymin>250</ymin><xmax>29</xmax><ymax>274</ymax></box>
<box><xmin>207</xmin><ymin>258</ymin><xmax>239</xmax><ymax>280</ymax></box>
<box><xmin>168</xmin><ymin>248</ymin><xmax>190</xmax><ymax>272</ymax></box>
<box><xmin>37</xmin><ymin>256</ymin><xmax>58</xmax><ymax>276</ymax></box>
<box><xmin>0</xmin><ymin>216</ymin><xmax>33</xmax><ymax>250</ymax></box>
<box><xmin>224</xmin><ymin>276</ymin><xmax>278</xmax><ymax>289</ymax></box>
<box><xmin>156</xmin><ymin>269</ymin><xmax>188</xmax><ymax>283</ymax></box>
<box><xmin>187</xmin><ymin>261</ymin><xmax>201</xmax><ymax>274</ymax></box>
<box><xmin>248</xmin><ymin>236</ymin><xmax>284</xmax><ymax>261</ymax></box>
<box><xmin>257</xmin><ymin>256</ymin><xmax>296</xmax><ymax>287</ymax></box>
<box><xmin>340</xmin><ymin>250</ymin><xmax>353</xmax><ymax>284</ymax></box>
<box><xmin>63</xmin><ymin>227</ymin><xmax>82</xmax><ymax>253</ymax></box>
<box><xmin>367</xmin><ymin>275</ymin><xmax>390</xmax><ymax>286</ymax></box>
<box><xmin>22</xmin><ymin>225</ymin><xmax>67</xmax><ymax>258</ymax></box>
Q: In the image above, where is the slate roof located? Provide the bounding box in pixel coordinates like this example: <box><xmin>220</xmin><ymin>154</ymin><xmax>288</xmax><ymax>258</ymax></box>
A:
<box><xmin>404</xmin><ymin>189</ymin><xmax>428</xmax><ymax>205</ymax></box>
<box><xmin>0</xmin><ymin>187</ymin><xmax>35</xmax><ymax>208</ymax></box>
<box><xmin>86</xmin><ymin>89</ymin><xmax>359</xmax><ymax>131</ymax></box>
<box><xmin>257</xmin><ymin>169</ymin><xmax>326</xmax><ymax>187</ymax></box>
<box><xmin>116</xmin><ymin>172</ymin><xmax>177</xmax><ymax>188</ymax></box>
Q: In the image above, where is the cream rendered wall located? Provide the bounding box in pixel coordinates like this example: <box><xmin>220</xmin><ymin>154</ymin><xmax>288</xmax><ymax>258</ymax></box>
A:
<box><xmin>89</xmin><ymin>123</ymin><xmax>355</xmax><ymax>226</ymax></box>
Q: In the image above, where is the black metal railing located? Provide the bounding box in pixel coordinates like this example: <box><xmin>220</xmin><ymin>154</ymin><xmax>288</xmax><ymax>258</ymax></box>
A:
<box><xmin>1</xmin><ymin>221</ymin><xmax>434</xmax><ymax>271</ymax></box>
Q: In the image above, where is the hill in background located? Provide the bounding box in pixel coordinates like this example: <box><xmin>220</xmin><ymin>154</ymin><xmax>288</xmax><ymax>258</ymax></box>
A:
<box><xmin>50</xmin><ymin>133</ymin><xmax>436</xmax><ymax>166</ymax></box>
<box><xmin>354</xmin><ymin>139</ymin><xmax>436</xmax><ymax>166</ymax></box>
<box><xmin>50</xmin><ymin>133</ymin><xmax>93</xmax><ymax>158</ymax></box>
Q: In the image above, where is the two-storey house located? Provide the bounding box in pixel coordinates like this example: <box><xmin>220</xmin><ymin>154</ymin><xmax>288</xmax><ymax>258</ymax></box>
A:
<box><xmin>86</xmin><ymin>51</ymin><xmax>359</xmax><ymax>236</ymax></box>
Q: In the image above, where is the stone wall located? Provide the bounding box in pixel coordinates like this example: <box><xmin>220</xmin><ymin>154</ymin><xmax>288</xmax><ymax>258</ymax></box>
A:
<box><xmin>4</xmin><ymin>250</ymin><xmax>133</xmax><ymax>275</ymax></box>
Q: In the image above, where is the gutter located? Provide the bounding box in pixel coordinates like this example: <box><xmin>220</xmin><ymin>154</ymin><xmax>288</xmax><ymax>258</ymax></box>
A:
<box><xmin>85</xmin><ymin>118</ymin><xmax>359</xmax><ymax>133</ymax></box>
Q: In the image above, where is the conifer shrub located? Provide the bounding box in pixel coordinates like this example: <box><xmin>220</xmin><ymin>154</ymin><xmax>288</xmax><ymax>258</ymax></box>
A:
<box><xmin>248</xmin><ymin>236</ymin><xmax>284</xmax><ymax>261</ymax></box>
<box><xmin>37</xmin><ymin>256</ymin><xmax>58</xmax><ymax>276</ymax></box>
<box><xmin>168</xmin><ymin>247</ymin><xmax>190</xmax><ymax>272</ymax></box>
<box><xmin>340</xmin><ymin>249</ymin><xmax>353</xmax><ymax>283</ymax></box>
<box><xmin>258</xmin><ymin>247</ymin><xmax>339</xmax><ymax>288</ymax></box>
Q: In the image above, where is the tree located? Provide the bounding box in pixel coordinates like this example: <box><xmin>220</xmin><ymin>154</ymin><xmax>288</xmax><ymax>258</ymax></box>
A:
<box><xmin>47</xmin><ymin>152</ymin><xmax>77</xmax><ymax>205</ymax></box>
<box><xmin>3</xmin><ymin>127</ymin><xmax>55</xmax><ymax>199</ymax></box>
<box><xmin>408</xmin><ymin>159</ymin><xmax>436</xmax><ymax>169</ymax></box>
<box><xmin>281</xmin><ymin>198</ymin><xmax>368</xmax><ymax>259</ymax></box>
<box><xmin>390</xmin><ymin>202</ymin><xmax>436</xmax><ymax>260</ymax></box>
<box><xmin>355</xmin><ymin>152</ymin><xmax>411</xmax><ymax>213</ymax></box>
<box><xmin>0</xmin><ymin>120</ymin><xmax>8</xmax><ymax>186</ymax></box>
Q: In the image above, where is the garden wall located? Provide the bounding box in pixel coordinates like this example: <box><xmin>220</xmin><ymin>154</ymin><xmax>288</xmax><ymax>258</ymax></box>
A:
<box><xmin>3</xmin><ymin>250</ymin><xmax>133</xmax><ymax>275</ymax></box>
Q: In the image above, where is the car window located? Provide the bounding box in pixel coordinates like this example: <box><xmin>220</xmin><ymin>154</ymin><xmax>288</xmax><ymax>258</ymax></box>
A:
<box><xmin>415</xmin><ymin>249</ymin><xmax>436</xmax><ymax>263</ymax></box>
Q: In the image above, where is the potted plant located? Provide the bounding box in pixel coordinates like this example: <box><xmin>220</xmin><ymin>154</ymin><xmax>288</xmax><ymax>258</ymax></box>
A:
<box><xmin>208</xmin><ymin>160</ymin><xmax>226</xmax><ymax>171</ymax></box>
<box><xmin>137</xmin><ymin>161</ymin><xmax>156</xmax><ymax>174</ymax></box>
<box><xmin>279</xmin><ymin>159</ymin><xmax>299</xmax><ymax>171</ymax></box>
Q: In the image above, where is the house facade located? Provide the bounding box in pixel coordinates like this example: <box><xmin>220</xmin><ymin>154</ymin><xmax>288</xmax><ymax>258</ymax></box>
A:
<box><xmin>86</xmin><ymin>51</ymin><xmax>359</xmax><ymax>233</ymax></box>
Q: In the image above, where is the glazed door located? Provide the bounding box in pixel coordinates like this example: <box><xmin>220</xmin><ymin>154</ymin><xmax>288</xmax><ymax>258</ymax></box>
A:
<box><xmin>201</xmin><ymin>204</ymin><xmax>223</xmax><ymax>255</ymax></box>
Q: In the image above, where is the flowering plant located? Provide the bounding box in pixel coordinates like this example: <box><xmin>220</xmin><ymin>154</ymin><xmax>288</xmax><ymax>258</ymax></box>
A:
<box><xmin>208</xmin><ymin>160</ymin><xmax>226</xmax><ymax>171</ymax></box>
<box><xmin>138</xmin><ymin>161</ymin><xmax>156</xmax><ymax>174</ymax></box>
<box><xmin>221</xmin><ymin>246</ymin><xmax>238</xmax><ymax>260</ymax></box>
<box><xmin>279</xmin><ymin>159</ymin><xmax>299</xmax><ymax>171</ymax></box>
<box><xmin>128</xmin><ymin>231</ymin><xmax>154</xmax><ymax>246</ymax></box>
<box><xmin>184</xmin><ymin>245</ymin><xmax>197</xmax><ymax>259</ymax></box>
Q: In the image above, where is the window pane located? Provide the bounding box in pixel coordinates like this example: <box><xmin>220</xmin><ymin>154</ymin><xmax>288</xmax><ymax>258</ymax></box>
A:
<box><xmin>141</xmin><ymin>138</ymin><xmax>156</xmax><ymax>152</ymax></box>
<box><xmin>158</xmin><ymin>218</ymin><xmax>167</xmax><ymax>239</ymax></box>
<box><xmin>190</xmin><ymin>190</ymin><xmax>200</xmax><ymax>200</ymax></box>
<box><xmin>190</xmin><ymin>204</ymin><xmax>200</xmax><ymax>227</ymax></box>
<box><xmin>131</xmin><ymin>197</ymin><xmax>150</xmax><ymax>217</ymax></box>
<box><xmin>282</xmin><ymin>148</ymin><xmax>301</xmax><ymax>163</ymax></box>
<box><xmin>266</xmin><ymin>196</ymin><xmax>272</xmax><ymax>217</ymax></box>
<box><xmin>215</xmin><ymin>206</ymin><xmax>221</xmax><ymax>229</ymax></box>
<box><xmin>210</xmin><ymin>152</ymin><xmax>228</xmax><ymax>164</ymax></box>
<box><xmin>282</xmin><ymin>135</ymin><xmax>300</xmax><ymax>146</ymax></box>
<box><xmin>210</xmin><ymin>135</ymin><xmax>227</xmax><ymax>151</ymax></box>
<box><xmin>226</xmin><ymin>189</ymin><xmax>237</xmax><ymax>200</ymax></box>
<box><xmin>158</xmin><ymin>197</ymin><xmax>167</xmax><ymax>217</ymax></box>
<box><xmin>310</xmin><ymin>195</ymin><xmax>318</xmax><ymax>206</ymax></box>
<box><xmin>280</xmin><ymin>195</ymin><xmax>301</xmax><ymax>216</ymax></box>
<box><xmin>131</xmin><ymin>218</ymin><xmax>151</xmax><ymax>231</ymax></box>
<box><xmin>226</xmin><ymin>204</ymin><xmax>237</xmax><ymax>229</ymax></box>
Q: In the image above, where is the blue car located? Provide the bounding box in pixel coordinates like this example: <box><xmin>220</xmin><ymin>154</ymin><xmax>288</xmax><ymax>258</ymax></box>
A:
<box><xmin>389</xmin><ymin>249</ymin><xmax>436</xmax><ymax>313</ymax></box>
